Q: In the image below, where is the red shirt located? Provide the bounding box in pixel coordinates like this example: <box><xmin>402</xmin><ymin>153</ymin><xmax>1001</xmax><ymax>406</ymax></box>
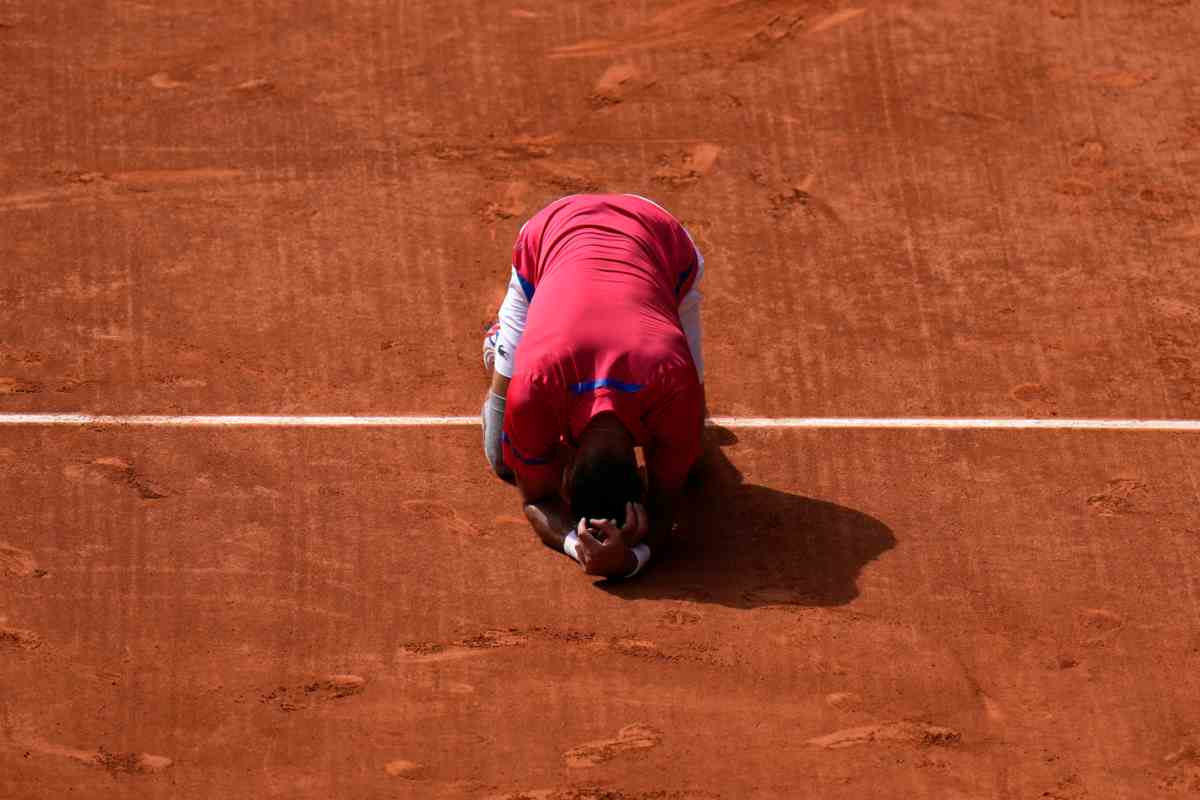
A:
<box><xmin>502</xmin><ymin>194</ymin><xmax>704</xmax><ymax>494</ymax></box>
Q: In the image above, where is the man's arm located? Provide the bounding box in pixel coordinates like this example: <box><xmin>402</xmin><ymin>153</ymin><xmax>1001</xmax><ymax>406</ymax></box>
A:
<box><xmin>503</xmin><ymin>369</ymin><xmax>577</xmax><ymax>559</ymax></box>
<box><xmin>527</xmin><ymin>479</ymin><xmax>650</xmax><ymax>577</ymax></box>
<box><xmin>490</xmin><ymin>372</ymin><xmax>510</xmax><ymax>397</ymax></box>
<box><xmin>580</xmin><ymin>483</ymin><xmax>680</xmax><ymax>578</ymax></box>
<box><xmin>522</xmin><ymin>489</ymin><xmax>575</xmax><ymax>554</ymax></box>
<box><xmin>482</xmin><ymin>265</ymin><xmax>529</xmax><ymax>480</ymax></box>
<box><xmin>482</xmin><ymin>370</ymin><xmax>514</xmax><ymax>484</ymax></box>
<box><xmin>634</xmin><ymin>378</ymin><xmax>706</xmax><ymax>573</ymax></box>
<box><xmin>643</xmin><ymin>482</ymin><xmax>683</xmax><ymax>555</ymax></box>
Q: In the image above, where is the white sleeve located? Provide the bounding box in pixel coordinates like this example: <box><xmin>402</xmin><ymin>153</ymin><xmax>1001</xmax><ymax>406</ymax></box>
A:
<box><xmin>679</xmin><ymin>286</ymin><xmax>703</xmax><ymax>383</ymax></box>
<box><xmin>495</xmin><ymin>267</ymin><xmax>529</xmax><ymax>379</ymax></box>
<box><xmin>678</xmin><ymin>241</ymin><xmax>704</xmax><ymax>383</ymax></box>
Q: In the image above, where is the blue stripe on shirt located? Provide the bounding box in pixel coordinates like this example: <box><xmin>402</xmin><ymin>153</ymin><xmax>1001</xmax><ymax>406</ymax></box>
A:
<box><xmin>501</xmin><ymin>431</ymin><xmax>550</xmax><ymax>465</ymax></box>
<box><xmin>516</xmin><ymin>272</ymin><xmax>535</xmax><ymax>302</ymax></box>
<box><xmin>569</xmin><ymin>379</ymin><xmax>644</xmax><ymax>394</ymax></box>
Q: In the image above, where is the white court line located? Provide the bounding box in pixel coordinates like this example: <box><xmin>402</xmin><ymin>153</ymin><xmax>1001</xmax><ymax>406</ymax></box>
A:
<box><xmin>0</xmin><ymin>413</ymin><xmax>1198</xmax><ymax>431</ymax></box>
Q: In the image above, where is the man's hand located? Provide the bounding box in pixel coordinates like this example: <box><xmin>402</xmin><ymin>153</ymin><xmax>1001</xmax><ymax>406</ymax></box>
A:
<box><xmin>575</xmin><ymin>502</ymin><xmax>648</xmax><ymax>577</ymax></box>
<box><xmin>588</xmin><ymin>501</ymin><xmax>648</xmax><ymax>547</ymax></box>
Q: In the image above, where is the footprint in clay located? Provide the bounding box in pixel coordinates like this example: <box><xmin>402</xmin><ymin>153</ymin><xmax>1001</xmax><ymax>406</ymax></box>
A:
<box><xmin>260</xmin><ymin>673</ymin><xmax>366</xmax><ymax>711</ymax></box>
<box><xmin>564</xmin><ymin>723</ymin><xmax>663</xmax><ymax>768</ymax></box>
<box><xmin>397</xmin><ymin>630</ymin><xmax>528</xmax><ymax>663</ymax></box>
<box><xmin>807</xmin><ymin>721</ymin><xmax>961</xmax><ymax>750</ymax></box>
<box><xmin>0</xmin><ymin>541</ymin><xmax>44</xmax><ymax>577</ymax></box>
<box><xmin>20</xmin><ymin>736</ymin><xmax>172</xmax><ymax>775</ymax></box>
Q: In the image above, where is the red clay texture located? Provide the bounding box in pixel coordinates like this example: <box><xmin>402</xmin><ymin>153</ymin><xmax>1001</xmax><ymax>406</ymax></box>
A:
<box><xmin>1</xmin><ymin>1</ymin><xmax>1198</xmax><ymax>419</ymax></box>
<box><xmin>2</xmin><ymin>426</ymin><xmax>1200</xmax><ymax>798</ymax></box>
<box><xmin>2</xmin><ymin>1</ymin><xmax>1200</xmax><ymax>798</ymax></box>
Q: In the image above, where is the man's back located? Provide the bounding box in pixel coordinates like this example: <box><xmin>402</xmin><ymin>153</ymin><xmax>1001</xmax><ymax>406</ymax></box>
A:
<box><xmin>502</xmin><ymin>194</ymin><xmax>704</xmax><ymax>491</ymax></box>
<box><xmin>512</xmin><ymin>194</ymin><xmax>700</xmax><ymax>407</ymax></box>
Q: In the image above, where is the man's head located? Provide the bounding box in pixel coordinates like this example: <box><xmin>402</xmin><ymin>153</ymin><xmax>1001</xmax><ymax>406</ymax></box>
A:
<box><xmin>566</xmin><ymin>413</ymin><xmax>643</xmax><ymax>526</ymax></box>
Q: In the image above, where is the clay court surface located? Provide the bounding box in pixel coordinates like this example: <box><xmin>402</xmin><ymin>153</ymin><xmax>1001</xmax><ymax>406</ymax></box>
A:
<box><xmin>2</xmin><ymin>0</ymin><xmax>1200</xmax><ymax>797</ymax></box>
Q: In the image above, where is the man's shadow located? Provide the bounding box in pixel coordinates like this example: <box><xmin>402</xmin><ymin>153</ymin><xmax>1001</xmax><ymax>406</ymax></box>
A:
<box><xmin>608</xmin><ymin>427</ymin><xmax>897</xmax><ymax>609</ymax></box>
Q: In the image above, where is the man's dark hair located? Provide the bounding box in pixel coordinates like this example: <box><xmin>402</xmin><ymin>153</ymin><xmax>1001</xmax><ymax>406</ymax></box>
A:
<box><xmin>567</xmin><ymin>449</ymin><xmax>644</xmax><ymax>526</ymax></box>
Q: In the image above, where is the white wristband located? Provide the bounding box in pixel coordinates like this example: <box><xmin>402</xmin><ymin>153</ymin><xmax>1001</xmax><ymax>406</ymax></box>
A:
<box><xmin>563</xmin><ymin>531</ymin><xmax>581</xmax><ymax>562</ymax></box>
<box><xmin>624</xmin><ymin>543</ymin><xmax>651</xmax><ymax>579</ymax></box>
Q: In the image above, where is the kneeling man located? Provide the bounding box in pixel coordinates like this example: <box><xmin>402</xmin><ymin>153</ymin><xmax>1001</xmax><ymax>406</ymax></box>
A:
<box><xmin>482</xmin><ymin>194</ymin><xmax>706</xmax><ymax>580</ymax></box>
